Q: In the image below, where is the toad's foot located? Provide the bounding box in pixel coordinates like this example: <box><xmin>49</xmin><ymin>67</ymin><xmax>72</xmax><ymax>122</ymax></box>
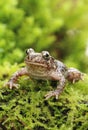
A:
<box><xmin>4</xmin><ymin>81</ymin><xmax>19</xmax><ymax>89</ymax></box>
<box><xmin>45</xmin><ymin>90</ymin><xmax>60</xmax><ymax>100</ymax></box>
<box><xmin>4</xmin><ymin>68</ymin><xmax>28</xmax><ymax>89</ymax></box>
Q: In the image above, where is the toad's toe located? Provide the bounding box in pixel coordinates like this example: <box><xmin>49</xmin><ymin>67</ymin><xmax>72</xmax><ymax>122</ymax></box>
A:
<box><xmin>45</xmin><ymin>90</ymin><xmax>60</xmax><ymax>100</ymax></box>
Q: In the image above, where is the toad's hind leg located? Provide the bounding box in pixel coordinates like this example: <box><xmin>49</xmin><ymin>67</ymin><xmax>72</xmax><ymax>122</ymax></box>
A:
<box><xmin>45</xmin><ymin>74</ymin><xmax>66</xmax><ymax>100</ymax></box>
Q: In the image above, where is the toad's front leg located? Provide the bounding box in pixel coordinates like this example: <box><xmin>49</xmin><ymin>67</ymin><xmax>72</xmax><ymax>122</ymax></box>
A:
<box><xmin>45</xmin><ymin>73</ymin><xmax>66</xmax><ymax>99</ymax></box>
<box><xmin>5</xmin><ymin>67</ymin><xmax>29</xmax><ymax>89</ymax></box>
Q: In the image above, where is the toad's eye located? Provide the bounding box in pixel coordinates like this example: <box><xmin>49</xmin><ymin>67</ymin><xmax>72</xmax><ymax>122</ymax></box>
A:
<box><xmin>26</xmin><ymin>48</ymin><xmax>34</xmax><ymax>55</ymax></box>
<box><xmin>26</xmin><ymin>49</ymin><xmax>29</xmax><ymax>55</ymax></box>
<box><xmin>42</xmin><ymin>51</ymin><xmax>50</xmax><ymax>60</ymax></box>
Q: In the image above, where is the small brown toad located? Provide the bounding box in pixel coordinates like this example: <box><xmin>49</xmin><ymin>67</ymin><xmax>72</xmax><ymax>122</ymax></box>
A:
<box><xmin>5</xmin><ymin>48</ymin><xmax>84</xmax><ymax>99</ymax></box>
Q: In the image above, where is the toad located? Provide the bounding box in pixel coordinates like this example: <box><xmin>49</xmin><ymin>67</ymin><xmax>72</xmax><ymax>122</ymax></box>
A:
<box><xmin>5</xmin><ymin>48</ymin><xmax>84</xmax><ymax>99</ymax></box>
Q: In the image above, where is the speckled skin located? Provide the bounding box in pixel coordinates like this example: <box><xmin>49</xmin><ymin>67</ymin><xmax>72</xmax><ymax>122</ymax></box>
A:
<box><xmin>6</xmin><ymin>48</ymin><xmax>84</xmax><ymax>99</ymax></box>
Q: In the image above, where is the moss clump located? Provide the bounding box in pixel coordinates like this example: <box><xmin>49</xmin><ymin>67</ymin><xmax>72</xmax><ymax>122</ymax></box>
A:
<box><xmin>0</xmin><ymin>76</ymin><xmax>88</xmax><ymax>130</ymax></box>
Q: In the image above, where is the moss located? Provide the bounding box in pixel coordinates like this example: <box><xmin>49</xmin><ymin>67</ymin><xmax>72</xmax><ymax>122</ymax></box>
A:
<box><xmin>0</xmin><ymin>74</ymin><xmax>88</xmax><ymax>129</ymax></box>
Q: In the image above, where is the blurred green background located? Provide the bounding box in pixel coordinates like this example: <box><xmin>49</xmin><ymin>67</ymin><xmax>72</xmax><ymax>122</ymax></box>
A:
<box><xmin>0</xmin><ymin>0</ymin><xmax>88</xmax><ymax>130</ymax></box>
<box><xmin>0</xmin><ymin>0</ymin><xmax>88</xmax><ymax>72</ymax></box>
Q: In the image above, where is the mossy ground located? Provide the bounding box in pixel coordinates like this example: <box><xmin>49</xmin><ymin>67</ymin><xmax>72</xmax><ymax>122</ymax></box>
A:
<box><xmin>0</xmin><ymin>72</ymin><xmax>88</xmax><ymax>130</ymax></box>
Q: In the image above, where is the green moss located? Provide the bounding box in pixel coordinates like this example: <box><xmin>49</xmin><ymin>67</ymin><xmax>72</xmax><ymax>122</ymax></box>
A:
<box><xmin>0</xmin><ymin>73</ymin><xmax>88</xmax><ymax>129</ymax></box>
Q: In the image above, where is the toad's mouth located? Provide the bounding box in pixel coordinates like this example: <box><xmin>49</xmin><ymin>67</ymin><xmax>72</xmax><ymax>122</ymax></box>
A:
<box><xmin>25</xmin><ymin>60</ymin><xmax>48</xmax><ymax>67</ymax></box>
